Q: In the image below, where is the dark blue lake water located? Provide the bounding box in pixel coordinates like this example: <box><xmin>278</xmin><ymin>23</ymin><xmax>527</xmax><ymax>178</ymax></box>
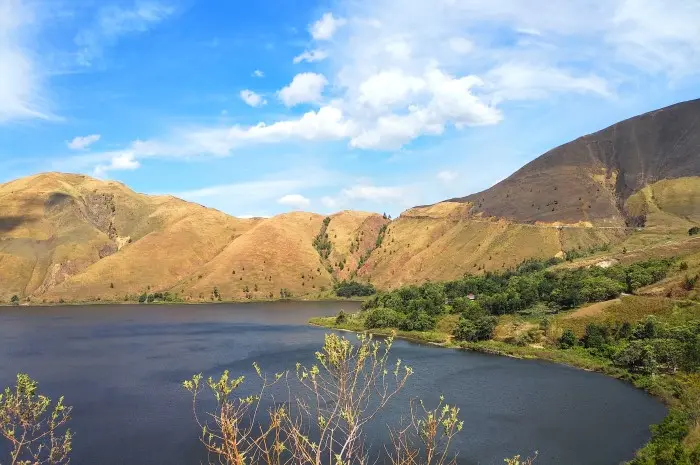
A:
<box><xmin>0</xmin><ymin>302</ymin><xmax>666</xmax><ymax>464</ymax></box>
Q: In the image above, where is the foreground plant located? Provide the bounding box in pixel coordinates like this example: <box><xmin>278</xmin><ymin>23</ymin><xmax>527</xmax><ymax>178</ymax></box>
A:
<box><xmin>0</xmin><ymin>374</ymin><xmax>72</xmax><ymax>465</ymax></box>
<box><xmin>184</xmin><ymin>333</ymin><xmax>472</xmax><ymax>465</ymax></box>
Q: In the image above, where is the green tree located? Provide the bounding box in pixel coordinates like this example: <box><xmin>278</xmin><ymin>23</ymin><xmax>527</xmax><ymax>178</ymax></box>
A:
<box><xmin>10</xmin><ymin>295</ymin><xmax>19</xmax><ymax>305</ymax></box>
<box><xmin>559</xmin><ymin>329</ymin><xmax>577</xmax><ymax>349</ymax></box>
<box><xmin>0</xmin><ymin>374</ymin><xmax>73</xmax><ymax>465</ymax></box>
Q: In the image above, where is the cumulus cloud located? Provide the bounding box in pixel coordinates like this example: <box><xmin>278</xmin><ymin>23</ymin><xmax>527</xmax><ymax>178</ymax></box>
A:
<box><xmin>93</xmin><ymin>152</ymin><xmax>140</xmax><ymax>177</ymax></box>
<box><xmin>64</xmin><ymin>0</ymin><xmax>700</xmax><ymax>175</ymax></box>
<box><xmin>75</xmin><ymin>1</ymin><xmax>174</xmax><ymax>66</ymax></box>
<box><xmin>293</xmin><ymin>49</ymin><xmax>329</xmax><ymax>64</ymax></box>
<box><xmin>310</xmin><ymin>13</ymin><xmax>346</xmax><ymax>40</ymax></box>
<box><xmin>278</xmin><ymin>72</ymin><xmax>328</xmax><ymax>107</ymax></box>
<box><xmin>277</xmin><ymin>194</ymin><xmax>311</xmax><ymax>209</ymax></box>
<box><xmin>239</xmin><ymin>89</ymin><xmax>266</xmax><ymax>107</ymax></box>
<box><xmin>67</xmin><ymin>134</ymin><xmax>101</xmax><ymax>150</ymax></box>
<box><xmin>252</xmin><ymin>69</ymin><xmax>265</xmax><ymax>78</ymax></box>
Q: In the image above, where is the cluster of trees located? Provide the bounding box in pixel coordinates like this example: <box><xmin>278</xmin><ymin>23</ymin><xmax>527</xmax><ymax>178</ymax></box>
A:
<box><xmin>334</xmin><ymin>280</ymin><xmax>376</xmax><ymax>297</ymax></box>
<box><xmin>558</xmin><ymin>315</ymin><xmax>700</xmax><ymax>464</ymax></box>
<box><xmin>361</xmin><ymin>257</ymin><xmax>674</xmax><ymax>332</ymax></box>
<box><xmin>560</xmin><ymin>317</ymin><xmax>700</xmax><ymax>375</ymax></box>
<box><xmin>137</xmin><ymin>291</ymin><xmax>181</xmax><ymax>303</ymax></box>
<box><xmin>312</xmin><ymin>217</ymin><xmax>332</xmax><ymax>259</ymax></box>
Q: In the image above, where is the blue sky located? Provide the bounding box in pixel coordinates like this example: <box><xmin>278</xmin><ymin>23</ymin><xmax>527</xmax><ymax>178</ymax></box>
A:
<box><xmin>1</xmin><ymin>0</ymin><xmax>699</xmax><ymax>218</ymax></box>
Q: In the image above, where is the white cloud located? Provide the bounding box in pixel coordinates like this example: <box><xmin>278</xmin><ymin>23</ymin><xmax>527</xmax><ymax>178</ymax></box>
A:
<box><xmin>57</xmin><ymin>0</ymin><xmax>700</xmax><ymax>173</ymax></box>
<box><xmin>67</xmin><ymin>134</ymin><xmax>101</xmax><ymax>150</ymax></box>
<box><xmin>239</xmin><ymin>89</ymin><xmax>266</xmax><ymax>107</ymax></box>
<box><xmin>0</xmin><ymin>0</ymin><xmax>52</xmax><ymax>123</ymax></box>
<box><xmin>252</xmin><ymin>69</ymin><xmax>265</xmax><ymax>78</ymax></box>
<box><xmin>437</xmin><ymin>170</ymin><xmax>458</xmax><ymax>182</ymax></box>
<box><xmin>75</xmin><ymin>1</ymin><xmax>174</xmax><ymax>66</ymax></box>
<box><xmin>321</xmin><ymin>196</ymin><xmax>339</xmax><ymax>209</ymax></box>
<box><xmin>169</xmin><ymin>169</ymin><xmax>337</xmax><ymax>215</ymax></box>
<box><xmin>278</xmin><ymin>72</ymin><xmax>328</xmax><ymax>107</ymax></box>
<box><xmin>293</xmin><ymin>49</ymin><xmax>329</xmax><ymax>64</ymax></box>
<box><xmin>342</xmin><ymin>184</ymin><xmax>406</xmax><ymax>202</ymax></box>
<box><xmin>448</xmin><ymin>37</ymin><xmax>474</xmax><ymax>55</ymax></box>
<box><xmin>277</xmin><ymin>194</ymin><xmax>311</xmax><ymax>209</ymax></box>
<box><xmin>93</xmin><ymin>152</ymin><xmax>141</xmax><ymax>177</ymax></box>
<box><xmin>486</xmin><ymin>63</ymin><xmax>612</xmax><ymax>104</ymax></box>
<box><xmin>310</xmin><ymin>12</ymin><xmax>346</xmax><ymax>40</ymax></box>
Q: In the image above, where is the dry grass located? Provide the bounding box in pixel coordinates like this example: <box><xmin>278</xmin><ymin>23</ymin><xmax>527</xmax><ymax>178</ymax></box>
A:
<box><xmin>553</xmin><ymin>296</ymin><xmax>700</xmax><ymax>337</ymax></box>
<box><xmin>561</xmin><ymin>299</ymin><xmax>621</xmax><ymax>319</ymax></box>
<box><xmin>360</xmin><ymin>201</ymin><xmax>624</xmax><ymax>289</ymax></box>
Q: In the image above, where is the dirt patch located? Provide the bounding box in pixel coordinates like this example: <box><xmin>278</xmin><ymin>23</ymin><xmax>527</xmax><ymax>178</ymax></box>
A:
<box><xmin>562</xmin><ymin>298</ymin><xmax>621</xmax><ymax>319</ymax></box>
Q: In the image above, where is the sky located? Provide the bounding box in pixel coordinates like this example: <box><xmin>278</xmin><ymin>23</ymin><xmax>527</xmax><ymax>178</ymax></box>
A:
<box><xmin>0</xmin><ymin>0</ymin><xmax>699</xmax><ymax>218</ymax></box>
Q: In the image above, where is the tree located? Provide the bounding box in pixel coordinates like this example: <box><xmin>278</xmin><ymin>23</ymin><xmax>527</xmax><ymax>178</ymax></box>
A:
<box><xmin>0</xmin><ymin>374</ymin><xmax>73</xmax><ymax>465</ymax></box>
<box><xmin>183</xmin><ymin>334</ymin><xmax>466</xmax><ymax>465</ymax></box>
<box><xmin>10</xmin><ymin>295</ymin><xmax>19</xmax><ymax>305</ymax></box>
<box><xmin>335</xmin><ymin>310</ymin><xmax>347</xmax><ymax>324</ymax></box>
<box><xmin>559</xmin><ymin>329</ymin><xmax>577</xmax><ymax>349</ymax></box>
<box><xmin>689</xmin><ymin>226</ymin><xmax>700</xmax><ymax>236</ymax></box>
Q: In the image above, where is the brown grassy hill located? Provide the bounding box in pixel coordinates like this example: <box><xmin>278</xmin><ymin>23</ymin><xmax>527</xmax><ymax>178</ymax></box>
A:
<box><xmin>325</xmin><ymin>211</ymin><xmax>389</xmax><ymax>281</ymax></box>
<box><xmin>451</xmin><ymin>98</ymin><xmax>700</xmax><ymax>227</ymax></box>
<box><xmin>358</xmin><ymin>202</ymin><xmax>625</xmax><ymax>289</ymax></box>
<box><xmin>172</xmin><ymin>210</ymin><xmax>387</xmax><ymax>301</ymax></box>
<box><xmin>0</xmin><ymin>173</ymin><xmax>258</xmax><ymax>302</ymax></box>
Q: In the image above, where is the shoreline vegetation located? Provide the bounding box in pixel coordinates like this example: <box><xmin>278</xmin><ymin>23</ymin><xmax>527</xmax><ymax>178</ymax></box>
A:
<box><xmin>310</xmin><ymin>255</ymin><xmax>700</xmax><ymax>465</ymax></box>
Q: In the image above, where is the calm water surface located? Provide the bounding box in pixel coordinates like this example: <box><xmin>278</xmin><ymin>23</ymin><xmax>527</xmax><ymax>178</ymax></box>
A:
<box><xmin>0</xmin><ymin>302</ymin><xmax>666</xmax><ymax>464</ymax></box>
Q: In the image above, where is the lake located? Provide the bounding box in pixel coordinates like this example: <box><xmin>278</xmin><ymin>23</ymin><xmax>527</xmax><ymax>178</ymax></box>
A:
<box><xmin>0</xmin><ymin>302</ymin><xmax>666</xmax><ymax>464</ymax></box>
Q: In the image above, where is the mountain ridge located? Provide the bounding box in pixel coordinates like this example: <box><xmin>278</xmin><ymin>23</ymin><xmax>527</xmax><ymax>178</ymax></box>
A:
<box><xmin>1</xmin><ymin>98</ymin><xmax>699</xmax><ymax>302</ymax></box>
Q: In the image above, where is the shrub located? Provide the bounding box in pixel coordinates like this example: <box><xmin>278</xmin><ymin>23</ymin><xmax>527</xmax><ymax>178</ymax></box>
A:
<box><xmin>453</xmin><ymin>316</ymin><xmax>497</xmax><ymax>342</ymax></box>
<box><xmin>689</xmin><ymin>226</ymin><xmax>700</xmax><ymax>236</ymax></box>
<box><xmin>364</xmin><ymin>307</ymin><xmax>404</xmax><ymax>329</ymax></box>
<box><xmin>335</xmin><ymin>310</ymin><xmax>347</xmax><ymax>325</ymax></box>
<box><xmin>10</xmin><ymin>295</ymin><xmax>19</xmax><ymax>305</ymax></box>
<box><xmin>334</xmin><ymin>280</ymin><xmax>376</xmax><ymax>298</ymax></box>
<box><xmin>0</xmin><ymin>374</ymin><xmax>73</xmax><ymax>464</ymax></box>
<box><xmin>559</xmin><ymin>329</ymin><xmax>577</xmax><ymax>349</ymax></box>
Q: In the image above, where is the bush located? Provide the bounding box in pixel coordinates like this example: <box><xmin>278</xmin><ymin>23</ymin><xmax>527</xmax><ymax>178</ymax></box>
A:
<box><xmin>453</xmin><ymin>316</ymin><xmax>497</xmax><ymax>342</ymax></box>
<box><xmin>559</xmin><ymin>329</ymin><xmax>577</xmax><ymax>349</ymax></box>
<box><xmin>10</xmin><ymin>294</ymin><xmax>19</xmax><ymax>305</ymax></box>
<box><xmin>364</xmin><ymin>307</ymin><xmax>404</xmax><ymax>329</ymax></box>
<box><xmin>0</xmin><ymin>374</ymin><xmax>73</xmax><ymax>464</ymax></box>
<box><xmin>335</xmin><ymin>310</ymin><xmax>347</xmax><ymax>325</ymax></box>
<box><xmin>334</xmin><ymin>281</ymin><xmax>376</xmax><ymax>298</ymax></box>
<box><xmin>689</xmin><ymin>226</ymin><xmax>700</xmax><ymax>236</ymax></box>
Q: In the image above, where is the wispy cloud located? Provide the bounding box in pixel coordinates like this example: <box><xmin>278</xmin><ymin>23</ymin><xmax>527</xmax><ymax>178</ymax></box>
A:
<box><xmin>239</xmin><ymin>89</ymin><xmax>266</xmax><ymax>107</ymax></box>
<box><xmin>75</xmin><ymin>1</ymin><xmax>175</xmax><ymax>66</ymax></box>
<box><xmin>310</xmin><ymin>13</ymin><xmax>346</xmax><ymax>40</ymax></box>
<box><xmin>293</xmin><ymin>49</ymin><xmax>328</xmax><ymax>64</ymax></box>
<box><xmin>67</xmin><ymin>134</ymin><xmax>101</xmax><ymax>150</ymax></box>
<box><xmin>0</xmin><ymin>0</ymin><xmax>53</xmax><ymax>123</ymax></box>
<box><xmin>170</xmin><ymin>168</ymin><xmax>338</xmax><ymax>215</ymax></box>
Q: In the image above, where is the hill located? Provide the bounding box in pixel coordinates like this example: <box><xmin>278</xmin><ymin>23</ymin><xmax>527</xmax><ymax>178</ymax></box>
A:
<box><xmin>451</xmin><ymin>98</ymin><xmax>700</xmax><ymax>227</ymax></box>
<box><xmin>0</xmin><ymin>173</ymin><xmax>387</xmax><ymax>302</ymax></box>
<box><xmin>1</xmin><ymin>100</ymin><xmax>699</xmax><ymax>301</ymax></box>
<box><xmin>360</xmin><ymin>99</ymin><xmax>700</xmax><ymax>288</ymax></box>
